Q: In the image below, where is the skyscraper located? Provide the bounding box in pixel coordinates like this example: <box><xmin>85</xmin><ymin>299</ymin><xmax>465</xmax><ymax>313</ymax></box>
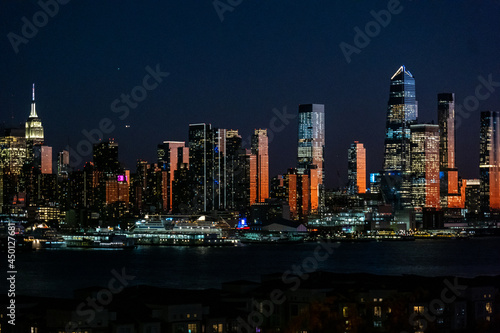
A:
<box><xmin>437</xmin><ymin>93</ymin><xmax>459</xmax><ymax>208</ymax></box>
<box><xmin>479</xmin><ymin>111</ymin><xmax>500</xmax><ymax>211</ymax></box>
<box><xmin>189</xmin><ymin>123</ymin><xmax>214</xmax><ymax>212</ymax></box>
<box><xmin>93</xmin><ymin>139</ymin><xmax>120</xmax><ymax>176</ymax></box>
<box><xmin>382</xmin><ymin>65</ymin><xmax>418</xmax><ymax>209</ymax></box>
<box><xmin>347</xmin><ymin>141</ymin><xmax>366</xmax><ymax>194</ymax></box>
<box><xmin>410</xmin><ymin>124</ymin><xmax>440</xmax><ymax>209</ymax></box>
<box><xmin>157</xmin><ymin>141</ymin><xmax>189</xmax><ymax>212</ymax></box>
<box><xmin>250</xmin><ymin>129</ymin><xmax>269</xmax><ymax>204</ymax></box>
<box><xmin>25</xmin><ymin>84</ymin><xmax>44</xmax><ymax>144</ymax></box>
<box><xmin>57</xmin><ymin>150</ymin><xmax>70</xmax><ymax>178</ymax></box>
<box><xmin>297</xmin><ymin>104</ymin><xmax>325</xmax><ymax>212</ymax></box>
<box><xmin>41</xmin><ymin>146</ymin><xmax>52</xmax><ymax>174</ymax></box>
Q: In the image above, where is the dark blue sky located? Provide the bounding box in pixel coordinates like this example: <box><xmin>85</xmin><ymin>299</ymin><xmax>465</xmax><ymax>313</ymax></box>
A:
<box><xmin>1</xmin><ymin>0</ymin><xmax>499</xmax><ymax>188</ymax></box>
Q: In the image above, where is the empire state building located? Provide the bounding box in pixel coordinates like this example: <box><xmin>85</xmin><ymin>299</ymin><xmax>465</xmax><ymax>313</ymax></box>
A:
<box><xmin>25</xmin><ymin>83</ymin><xmax>44</xmax><ymax>144</ymax></box>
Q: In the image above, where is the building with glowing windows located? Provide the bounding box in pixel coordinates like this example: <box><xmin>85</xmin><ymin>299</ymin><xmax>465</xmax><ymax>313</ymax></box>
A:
<box><xmin>437</xmin><ymin>93</ymin><xmax>461</xmax><ymax>208</ymax></box>
<box><xmin>25</xmin><ymin>84</ymin><xmax>44</xmax><ymax>145</ymax></box>
<box><xmin>479</xmin><ymin>111</ymin><xmax>500</xmax><ymax>211</ymax></box>
<box><xmin>382</xmin><ymin>65</ymin><xmax>418</xmax><ymax>209</ymax></box>
<box><xmin>157</xmin><ymin>141</ymin><xmax>189</xmax><ymax>212</ymax></box>
<box><xmin>297</xmin><ymin>104</ymin><xmax>325</xmax><ymax>212</ymax></box>
<box><xmin>348</xmin><ymin>141</ymin><xmax>366</xmax><ymax>195</ymax></box>
<box><xmin>250</xmin><ymin>129</ymin><xmax>269</xmax><ymax>204</ymax></box>
<box><xmin>410</xmin><ymin>124</ymin><xmax>440</xmax><ymax>209</ymax></box>
<box><xmin>272</xmin><ymin>169</ymin><xmax>309</xmax><ymax>220</ymax></box>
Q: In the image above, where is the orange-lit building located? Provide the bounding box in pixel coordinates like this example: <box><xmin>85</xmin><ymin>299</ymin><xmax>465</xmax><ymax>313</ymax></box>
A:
<box><xmin>250</xmin><ymin>129</ymin><xmax>269</xmax><ymax>204</ymax></box>
<box><xmin>410</xmin><ymin>124</ymin><xmax>440</xmax><ymax>209</ymax></box>
<box><xmin>480</xmin><ymin>111</ymin><xmax>500</xmax><ymax>211</ymax></box>
<box><xmin>347</xmin><ymin>141</ymin><xmax>366</xmax><ymax>194</ymax></box>
<box><xmin>273</xmin><ymin>169</ymin><xmax>309</xmax><ymax>220</ymax></box>
<box><xmin>438</xmin><ymin>93</ymin><xmax>461</xmax><ymax>208</ymax></box>
<box><xmin>105</xmin><ymin>177</ymin><xmax>129</xmax><ymax>206</ymax></box>
<box><xmin>41</xmin><ymin>146</ymin><xmax>52</xmax><ymax>174</ymax></box>
<box><xmin>297</xmin><ymin>104</ymin><xmax>325</xmax><ymax>212</ymax></box>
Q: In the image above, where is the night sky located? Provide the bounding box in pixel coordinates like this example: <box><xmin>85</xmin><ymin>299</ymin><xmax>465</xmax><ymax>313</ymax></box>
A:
<box><xmin>1</xmin><ymin>0</ymin><xmax>499</xmax><ymax>188</ymax></box>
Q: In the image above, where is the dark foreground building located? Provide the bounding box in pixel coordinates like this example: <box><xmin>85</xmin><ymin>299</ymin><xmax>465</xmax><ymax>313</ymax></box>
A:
<box><xmin>2</xmin><ymin>272</ymin><xmax>499</xmax><ymax>332</ymax></box>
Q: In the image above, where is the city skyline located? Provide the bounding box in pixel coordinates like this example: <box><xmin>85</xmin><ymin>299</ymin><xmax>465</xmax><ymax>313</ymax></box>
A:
<box><xmin>2</xmin><ymin>72</ymin><xmax>500</xmax><ymax>191</ymax></box>
<box><xmin>1</xmin><ymin>1</ymin><xmax>499</xmax><ymax>188</ymax></box>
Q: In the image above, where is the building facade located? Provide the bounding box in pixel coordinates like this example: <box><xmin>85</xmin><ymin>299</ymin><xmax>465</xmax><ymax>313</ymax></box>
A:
<box><xmin>410</xmin><ymin>124</ymin><xmax>440</xmax><ymax>209</ymax></box>
<box><xmin>297</xmin><ymin>104</ymin><xmax>325</xmax><ymax>212</ymax></box>
<box><xmin>382</xmin><ymin>65</ymin><xmax>418</xmax><ymax>209</ymax></box>
<box><xmin>479</xmin><ymin>111</ymin><xmax>500</xmax><ymax>211</ymax></box>
<box><xmin>348</xmin><ymin>141</ymin><xmax>366</xmax><ymax>195</ymax></box>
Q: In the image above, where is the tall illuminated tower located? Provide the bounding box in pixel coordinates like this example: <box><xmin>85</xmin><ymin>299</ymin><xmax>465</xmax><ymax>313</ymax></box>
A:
<box><xmin>410</xmin><ymin>124</ymin><xmax>440</xmax><ymax>209</ymax></box>
<box><xmin>157</xmin><ymin>141</ymin><xmax>189</xmax><ymax>212</ymax></box>
<box><xmin>297</xmin><ymin>104</ymin><xmax>325</xmax><ymax>212</ymax></box>
<box><xmin>250</xmin><ymin>129</ymin><xmax>269</xmax><ymax>204</ymax></box>
<box><xmin>25</xmin><ymin>84</ymin><xmax>44</xmax><ymax>144</ymax></box>
<box><xmin>437</xmin><ymin>93</ymin><xmax>460</xmax><ymax>208</ymax></box>
<box><xmin>189</xmin><ymin>123</ymin><xmax>213</xmax><ymax>212</ymax></box>
<box><xmin>382</xmin><ymin>66</ymin><xmax>418</xmax><ymax>209</ymax></box>
<box><xmin>348</xmin><ymin>141</ymin><xmax>366</xmax><ymax>194</ymax></box>
<box><xmin>479</xmin><ymin>111</ymin><xmax>500</xmax><ymax>211</ymax></box>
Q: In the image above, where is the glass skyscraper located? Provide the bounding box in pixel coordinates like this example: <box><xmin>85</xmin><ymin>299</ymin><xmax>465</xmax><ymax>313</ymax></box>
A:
<box><xmin>382</xmin><ymin>66</ymin><xmax>418</xmax><ymax>209</ymax></box>
<box><xmin>437</xmin><ymin>93</ymin><xmax>460</xmax><ymax>208</ymax></box>
<box><xmin>297</xmin><ymin>104</ymin><xmax>325</xmax><ymax>212</ymax></box>
<box><xmin>383</xmin><ymin>65</ymin><xmax>418</xmax><ymax>172</ymax></box>
<box><xmin>479</xmin><ymin>111</ymin><xmax>500</xmax><ymax>211</ymax></box>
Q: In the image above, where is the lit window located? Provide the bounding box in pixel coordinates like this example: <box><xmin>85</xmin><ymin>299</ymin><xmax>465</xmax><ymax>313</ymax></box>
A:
<box><xmin>374</xmin><ymin>306</ymin><xmax>382</xmax><ymax>317</ymax></box>
<box><xmin>413</xmin><ymin>306</ymin><xmax>425</xmax><ymax>314</ymax></box>
<box><xmin>343</xmin><ymin>306</ymin><xmax>349</xmax><ymax>317</ymax></box>
<box><xmin>486</xmin><ymin>302</ymin><xmax>492</xmax><ymax>314</ymax></box>
<box><xmin>188</xmin><ymin>324</ymin><xmax>197</xmax><ymax>333</ymax></box>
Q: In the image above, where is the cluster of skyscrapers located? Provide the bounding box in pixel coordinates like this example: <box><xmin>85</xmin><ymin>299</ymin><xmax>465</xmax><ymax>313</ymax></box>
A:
<box><xmin>1</xmin><ymin>65</ymin><xmax>499</xmax><ymax>227</ymax></box>
<box><xmin>0</xmin><ymin>87</ymin><xmax>326</xmax><ymax>225</ymax></box>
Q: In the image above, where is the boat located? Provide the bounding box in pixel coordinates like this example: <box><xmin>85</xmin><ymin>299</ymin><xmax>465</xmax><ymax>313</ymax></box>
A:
<box><xmin>239</xmin><ymin>231</ymin><xmax>306</xmax><ymax>244</ymax></box>
<box><xmin>28</xmin><ymin>227</ymin><xmax>66</xmax><ymax>248</ymax></box>
<box><xmin>131</xmin><ymin>216</ymin><xmax>238</xmax><ymax>246</ymax></box>
<box><xmin>63</xmin><ymin>233</ymin><xmax>136</xmax><ymax>249</ymax></box>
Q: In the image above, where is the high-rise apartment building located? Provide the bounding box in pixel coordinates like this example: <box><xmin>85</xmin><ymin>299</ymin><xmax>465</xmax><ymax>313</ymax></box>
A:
<box><xmin>410</xmin><ymin>124</ymin><xmax>440</xmax><ymax>209</ymax></box>
<box><xmin>438</xmin><ymin>93</ymin><xmax>460</xmax><ymax>208</ymax></box>
<box><xmin>189</xmin><ymin>123</ymin><xmax>214</xmax><ymax>212</ymax></box>
<box><xmin>93</xmin><ymin>139</ymin><xmax>120</xmax><ymax>176</ymax></box>
<box><xmin>250</xmin><ymin>129</ymin><xmax>269</xmax><ymax>204</ymax></box>
<box><xmin>347</xmin><ymin>141</ymin><xmax>366</xmax><ymax>194</ymax></box>
<box><xmin>157</xmin><ymin>141</ymin><xmax>189</xmax><ymax>212</ymax></box>
<box><xmin>297</xmin><ymin>104</ymin><xmax>325</xmax><ymax>212</ymax></box>
<box><xmin>479</xmin><ymin>111</ymin><xmax>500</xmax><ymax>211</ymax></box>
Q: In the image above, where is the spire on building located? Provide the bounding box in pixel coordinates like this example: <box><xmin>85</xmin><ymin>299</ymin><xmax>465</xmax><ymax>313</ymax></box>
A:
<box><xmin>29</xmin><ymin>83</ymin><xmax>38</xmax><ymax>118</ymax></box>
<box><xmin>26</xmin><ymin>83</ymin><xmax>44</xmax><ymax>143</ymax></box>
